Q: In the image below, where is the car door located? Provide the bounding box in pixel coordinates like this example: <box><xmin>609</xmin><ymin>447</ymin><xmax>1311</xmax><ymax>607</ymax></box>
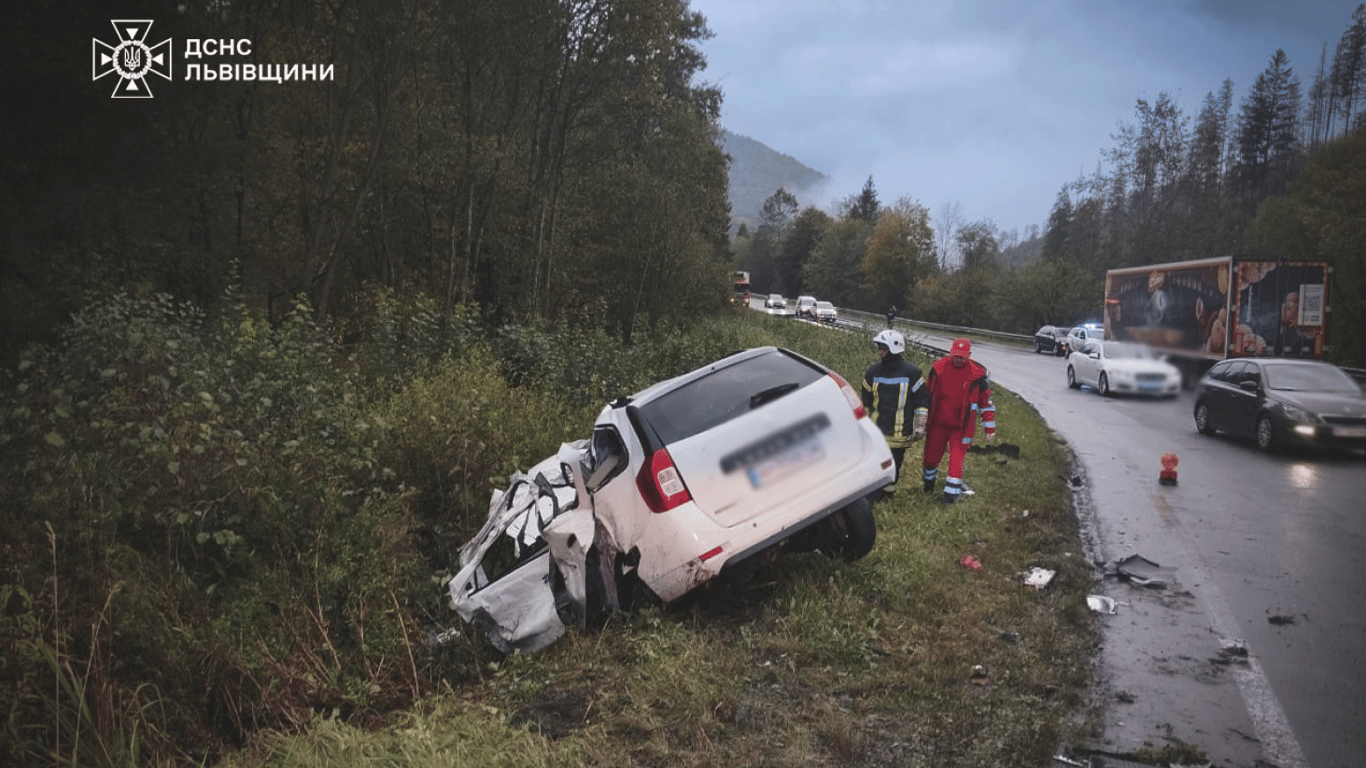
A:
<box><xmin>1074</xmin><ymin>341</ymin><xmax>1100</xmax><ymax>388</ymax></box>
<box><xmin>1204</xmin><ymin>361</ymin><xmax>1248</xmax><ymax>432</ymax></box>
<box><xmin>1226</xmin><ymin>361</ymin><xmax>1265</xmax><ymax>436</ymax></box>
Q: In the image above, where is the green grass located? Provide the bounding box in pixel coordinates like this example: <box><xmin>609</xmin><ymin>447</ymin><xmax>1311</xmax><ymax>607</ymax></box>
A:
<box><xmin>220</xmin><ymin>312</ymin><xmax>1101</xmax><ymax>768</ymax></box>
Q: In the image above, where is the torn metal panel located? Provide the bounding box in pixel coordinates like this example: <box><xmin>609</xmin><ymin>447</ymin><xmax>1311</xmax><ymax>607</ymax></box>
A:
<box><xmin>447</xmin><ymin>441</ymin><xmax>594</xmax><ymax>653</ymax></box>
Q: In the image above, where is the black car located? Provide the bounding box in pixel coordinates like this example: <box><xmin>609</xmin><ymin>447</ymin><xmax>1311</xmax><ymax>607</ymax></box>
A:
<box><xmin>1033</xmin><ymin>325</ymin><xmax>1071</xmax><ymax>356</ymax></box>
<box><xmin>1193</xmin><ymin>358</ymin><xmax>1366</xmax><ymax>453</ymax></box>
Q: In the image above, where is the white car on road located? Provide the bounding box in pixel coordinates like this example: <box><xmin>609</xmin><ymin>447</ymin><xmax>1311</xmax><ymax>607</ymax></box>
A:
<box><xmin>449</xmin><ymin>347</ymin><xmax>895</xmax><ymax>652</ymax></box>
<box><xmin>1067</xmin><ymin>340</ymin><xmax>1180</xmax><ymax>398</ymax></box>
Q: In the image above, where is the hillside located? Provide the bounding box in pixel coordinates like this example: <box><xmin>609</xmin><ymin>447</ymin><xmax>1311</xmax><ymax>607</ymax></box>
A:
<box><xmin>720</xmin><ymin>130</ymin><xmax>827</xmax><ymax>231</ymax></box>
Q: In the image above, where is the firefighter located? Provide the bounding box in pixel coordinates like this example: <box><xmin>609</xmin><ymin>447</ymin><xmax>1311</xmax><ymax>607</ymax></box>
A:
<box><xmin>922</xmin><ymin>338</ymin><xmax>997</xmax><ymax>504</ymax></box>
<box><xmin>862</xmin><ymin>329</ymin><xmax>929</xmax><ymax>497</ymax></box>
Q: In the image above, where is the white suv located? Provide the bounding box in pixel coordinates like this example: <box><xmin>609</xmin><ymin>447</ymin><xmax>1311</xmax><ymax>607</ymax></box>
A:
<box><xmin>449</xmin><ymin>347</ymin><xmax>894</xmax><ymax>651</ymax></box>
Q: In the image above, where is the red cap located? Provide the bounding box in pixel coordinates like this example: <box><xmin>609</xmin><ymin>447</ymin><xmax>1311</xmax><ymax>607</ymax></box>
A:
<box><xmin>951</xmin><ymin>338</ymin><xmax>972</xmax><ymax>358</ymax></box>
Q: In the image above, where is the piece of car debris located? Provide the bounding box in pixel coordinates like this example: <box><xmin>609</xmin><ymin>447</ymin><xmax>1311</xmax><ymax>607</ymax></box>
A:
<box><xmin>1112</xmin><ymin>554</ymin><xmax>1176</xmax><ymax>588</ymax></box>
<box><xmin>1022</xmin><ymin>566</ymin><xmax>1056</xmax><ymax>589</ymax></box>
<box><xmin>1086</xmin><ymin>595</ymin><xmax>1117</xmax><ymax>614</ymax></box>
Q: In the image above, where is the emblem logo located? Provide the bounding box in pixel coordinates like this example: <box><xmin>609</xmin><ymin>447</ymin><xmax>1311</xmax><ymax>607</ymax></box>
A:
<box><xmin>92</xmin><ymin>20</ymin><xmax>172</xmax><ymax>98</ymax></box>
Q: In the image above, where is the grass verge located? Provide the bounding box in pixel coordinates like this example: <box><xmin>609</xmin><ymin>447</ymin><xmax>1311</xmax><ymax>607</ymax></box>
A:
<box><xmin>223</xmin><ymin>312</ymin><xmax>1101</xmax><ymax>768</ymax></box>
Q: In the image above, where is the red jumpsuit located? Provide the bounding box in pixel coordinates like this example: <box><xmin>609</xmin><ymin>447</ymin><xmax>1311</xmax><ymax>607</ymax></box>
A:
<box><xmin>921</xmin><ymin>355</ymin><xmax>996</xmax><ymax>503</ymax></box>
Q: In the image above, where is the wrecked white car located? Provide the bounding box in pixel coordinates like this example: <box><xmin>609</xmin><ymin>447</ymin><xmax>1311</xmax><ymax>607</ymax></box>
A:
<box><xmin>447</xmin><ymin>346</ymin><xmax>896</xmax><ymax>652</ymax></box>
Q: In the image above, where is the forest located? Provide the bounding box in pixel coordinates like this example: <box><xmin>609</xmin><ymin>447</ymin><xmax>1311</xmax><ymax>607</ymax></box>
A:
<box><xmin>2</xmin><ymin>0</ymin><xmax>732</xmax><ymax>368</ymax></box>
<box><xmin>733</xmin><ymin>5</ymin><xmax>1366</xmax><ymax>369</ymax></box>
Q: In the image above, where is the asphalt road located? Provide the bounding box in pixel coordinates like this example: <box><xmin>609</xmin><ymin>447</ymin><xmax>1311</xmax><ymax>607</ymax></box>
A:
<box><xmin>908</xmin><ymin>327</ymin><xmax>1366</xmax><ymax>768</ymax></box>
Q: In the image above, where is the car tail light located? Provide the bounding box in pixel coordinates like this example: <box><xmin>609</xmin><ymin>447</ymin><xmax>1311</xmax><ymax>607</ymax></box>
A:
<box><xmin>636</xmin><ymin>447</ymin><xmax>692</xmax><ymax>513</ymax></box>
<box><xmin>828</xmin><ymin>372</ymin><xmax>866</xmax><ymax>419</ymax></box>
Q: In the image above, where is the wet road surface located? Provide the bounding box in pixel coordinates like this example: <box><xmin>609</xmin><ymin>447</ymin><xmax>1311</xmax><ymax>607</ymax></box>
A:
<box><xmin>915</xmin><ymin>330</ymin><xmax>1366</xmax><ymax>768</ymax></box>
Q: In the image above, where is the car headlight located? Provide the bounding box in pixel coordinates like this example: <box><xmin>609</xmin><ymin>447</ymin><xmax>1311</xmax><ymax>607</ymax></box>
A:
<box><xmin>1277</xmin><ymin>403</ymin><xmax>1315</xmax><ymax>423</ymax></box>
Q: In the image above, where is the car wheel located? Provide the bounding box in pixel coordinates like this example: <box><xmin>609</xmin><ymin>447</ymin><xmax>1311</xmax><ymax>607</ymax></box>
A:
<box><xmin>821</xmin><ymin>496</ymin><xmax>877</xmax><ymax>561</ymax></box>
<box><xmin>1067</xmin><ymin>366</ymin><xmax>1080</xmax><ymax>389</ymax></box>
<box><xmin>1034</xmin><ymin>340</ymin><xmax>1043</xmax><ymax>354</ymax></box>
<box><xmin>1098</xmin><ymin>373</ymin><xmax>1111</xmax><ymax>397</ymax></box>
<box><xmin>1255</xmin><ymin>415</ymin><xmax>1277</xmax><ymax>452</ymax></box>
<box><xmin>1194</xmin><ymin>402</ymin><xmax>1217</xmax><ymax>435</ymax></box>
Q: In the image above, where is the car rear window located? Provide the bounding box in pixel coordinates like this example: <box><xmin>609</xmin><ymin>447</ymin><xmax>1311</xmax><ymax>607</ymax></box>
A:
<box><xmin>636</xmin><ymin>350</ymin><xmax>825</xmax><ymax>446</ymax></box>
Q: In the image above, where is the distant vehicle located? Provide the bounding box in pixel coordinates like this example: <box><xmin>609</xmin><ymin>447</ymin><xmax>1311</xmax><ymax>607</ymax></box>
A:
<box><xmin>448</xmin><ymin>347</ymin><xmax>894</xmax><ymax>653</ymax></box>
<box><xmin>794</xmin><ymin>295</ymin><xmax>818</xmax><ymax>319</ymax></box>
<box><xmin>1192</xmin><ymin>358</ymin><xmax>1366</xmax><ymax>453</ymax></box>
<box><xmin>1033</xmin><ymin>325</ymin><xmax>1070</xmax><ymax>356</ymax></box>
<box><xmin>1105</xmin><ymin>256</ymin><xmax>1332</xmax><ymax>385</ymax></box>
<box><xmin>814</xmin><ymin>301</ymin><xmax>838</xmax><ymax>323</ymax></box>
<box><xmin>765</xmin><ymin>294</ymin><xmax>787</xmax><ymax>309</ymax></box>
<box><xmin>1062</xmin><ymin>326</ymin><xmax>1095</xmax><ymax>358</ymax></box>
<box><xmin>1067</xmin><ymin>340</ymin><xmax>1181</xmax><ymax>398</ymax></box>
<box><xmin>731</xmin><ymin>271</ymin><xmax>752</xmax><ymax>306</ymax></box>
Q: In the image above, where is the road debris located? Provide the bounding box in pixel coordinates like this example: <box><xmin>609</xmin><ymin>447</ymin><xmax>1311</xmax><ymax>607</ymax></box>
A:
<box><xmin>1086</xmin><ymin>594</ymin><xmax>1117</xmax><ymax>614</ymax></box>
<box><xmin>1111</xmin><ymin>554</ymin><xmax>1176</xmax><ymax>588</ymax></box>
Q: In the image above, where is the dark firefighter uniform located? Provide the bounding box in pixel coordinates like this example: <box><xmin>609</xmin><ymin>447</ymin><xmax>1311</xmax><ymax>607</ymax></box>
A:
<box><xmin>861</xmin><ymin>352</ymin><xmax>930</xmax><ymax>494</ymax></box>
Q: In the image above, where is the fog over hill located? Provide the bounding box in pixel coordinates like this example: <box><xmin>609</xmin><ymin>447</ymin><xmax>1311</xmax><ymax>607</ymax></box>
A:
<box><xmin>719</xmin><ymin>130</ymin><xmax>826</xmax><ymax>232</ymax></box>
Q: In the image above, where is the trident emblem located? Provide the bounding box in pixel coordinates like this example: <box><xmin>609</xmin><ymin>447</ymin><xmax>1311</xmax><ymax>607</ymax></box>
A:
<box><xmin>93</xmin><ymin>20</ymin><xmax>172</xmax><ymax>98</ymax></box>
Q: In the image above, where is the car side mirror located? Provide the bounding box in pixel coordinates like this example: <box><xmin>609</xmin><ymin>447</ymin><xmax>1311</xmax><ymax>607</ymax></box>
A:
<box><xmin>1238</xmin><ymin>380</ymin><xmax>1259</xmax><ymax>393</ymax></box>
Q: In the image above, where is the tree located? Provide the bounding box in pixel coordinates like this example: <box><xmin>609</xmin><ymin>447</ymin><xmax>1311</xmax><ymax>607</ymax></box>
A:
<box><xmin>1332</xmin><ymin>5</ymin><xmax>1366</xmax><ymax>135</ymax></box>
<box><xmin>774</xmin><ymin>206</ymin><xmax>833</xmax><ymax>297</ymax></box>
<box><xmin>1233</xmin><ymin>50</ymin><xmax>1303</xmax><ymax>207</ymax></box>
<box><xmin>803</xmin><ymin>218</ymin><xmax>873</xmax><ymax>308</ymax></box>
<box><xmin>1042</xmin><ymin>186</ymin><xmax>1073</xmax><ymax>263</ymax></box>
<box><xmin>935</xmin><ymin>200</ymin><xmax>964</xmax><ymax>270</ymax></box>
<box><xmin>848</xmin><ymin>176</ymin><xmax>881</xmax><ymax>224</ymax></box>
<box><xmin>861</xmin><ymin>197</ymin><xmax>935</xmax><ymax>311</ymax></box>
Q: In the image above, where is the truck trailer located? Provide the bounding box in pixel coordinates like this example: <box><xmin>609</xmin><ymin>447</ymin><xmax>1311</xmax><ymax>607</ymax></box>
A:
<box><xmin>1104</xmin><ymin>256</ymin><xmax>1331</xmax><ymax>385</ymax></box>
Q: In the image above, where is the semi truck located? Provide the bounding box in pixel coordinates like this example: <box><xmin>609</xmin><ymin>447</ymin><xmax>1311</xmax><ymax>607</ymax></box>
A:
<box><xmin>731</xmin><ymin>271</ymin><xmax>751</xmax><ymax>306</ymax></box>
<box><xmin>1104</xmin><ymin>256</ymin><xmax>1331</xmax><ymax>385</ymax></box>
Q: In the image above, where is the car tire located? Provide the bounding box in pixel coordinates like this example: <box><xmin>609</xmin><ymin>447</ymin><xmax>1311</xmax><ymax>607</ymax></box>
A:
<box><xmin>821</xmin><ymin>497</ymin><xmax>877</xmax><ymax>562</ymax></box>
<box><xmin>1255</xmin><ymin>415</ymin><xmax>1277</xmax><ymax>452</ymax></box>
<box><xmin>1098</xmin><ymin>373</ymin><xmax>1111</xmax><ymax>397</ymax></box>
<box><xmin>1194</xmin><ymin>402</ymin><xmax>1217</xmax><ymax>435</ymax></box>
<box><xmin>1034</xmin><ymin>340</ymin><xmax>1043</xmax><ymax>354</ymax></box>
<box><xmin>1067</xmin><ymin>366</ymin><xmax>1080</xmax><ymax>389</ymax></box>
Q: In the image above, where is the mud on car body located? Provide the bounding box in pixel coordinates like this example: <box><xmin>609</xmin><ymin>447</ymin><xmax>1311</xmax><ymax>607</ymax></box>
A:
<box><xmin>447</xmin><ymin>346</ymin><xmax>895</xmax><ymax>652</ymax></box>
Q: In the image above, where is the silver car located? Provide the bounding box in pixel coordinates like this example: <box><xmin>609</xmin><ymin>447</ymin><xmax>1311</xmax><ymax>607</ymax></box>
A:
<box><xmin>449</xmin><ymin>347</ymin><xmax>894</xmax><ymax>652</ymax></box>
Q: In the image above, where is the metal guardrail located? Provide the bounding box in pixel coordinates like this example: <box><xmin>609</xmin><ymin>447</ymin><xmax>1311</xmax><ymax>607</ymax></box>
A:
<box><xmin>833</xmin><ymin>307</ymin><xmax>1366</xmax><ymax>384</ymax></box>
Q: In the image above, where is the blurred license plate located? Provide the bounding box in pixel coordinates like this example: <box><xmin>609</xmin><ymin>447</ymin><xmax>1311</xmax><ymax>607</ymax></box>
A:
<box><xmin>747</xmin><ymin>437</ymin><xmax>824</xmax><ymax>488</ymax></box>
<box><xmin>1333</xmin><ymin>426</ymin><xmax>1366</xmax><ymax>438</ymax></box>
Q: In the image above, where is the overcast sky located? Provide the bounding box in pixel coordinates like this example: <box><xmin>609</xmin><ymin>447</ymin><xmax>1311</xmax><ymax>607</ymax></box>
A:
<box><xmin>688</xmin><ymin>0</ymin><xmax>1359</xmax><ymax>239</ymax></box>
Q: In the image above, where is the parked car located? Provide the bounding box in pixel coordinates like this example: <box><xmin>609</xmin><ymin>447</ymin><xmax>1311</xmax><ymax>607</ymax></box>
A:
<box><xmin>1192</xmin><ymin>358</ymin><xmax>1366</xmax><ymax>453</ymax></box>
<box><xmin>814</xmin><ymin>301</ymin><xmax>838</xmax><ymax>323</ymax></box>
<box><xmin>1033</xmin><ymin>325</ymin><xmax>1071</xmax><ymax>356</ymax></box>
<box><xmin>448</xmin><ymin>346</ymin><xmax>895</xmax><ymax>652</ymax></box>
<box><xmin>1066</xmin><ymin>340</ymin><xmax>1181</xmax><ymax>397</ymax></box>
<box><xmin>794</xmin><ymin>295</ymin><xmax>818</xmax><ymax>319</ymax></box>
<box><xmin>765</xmin><ymin>294</ymin><xmax>787</xmax><ymax>309</ymax></box>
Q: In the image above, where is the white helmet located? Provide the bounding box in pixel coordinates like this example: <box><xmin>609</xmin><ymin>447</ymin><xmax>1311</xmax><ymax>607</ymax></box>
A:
<box><xmin>873</xmin><ymin>329</ymin><xmax>905</xmax><ymax>355</ymax></box>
